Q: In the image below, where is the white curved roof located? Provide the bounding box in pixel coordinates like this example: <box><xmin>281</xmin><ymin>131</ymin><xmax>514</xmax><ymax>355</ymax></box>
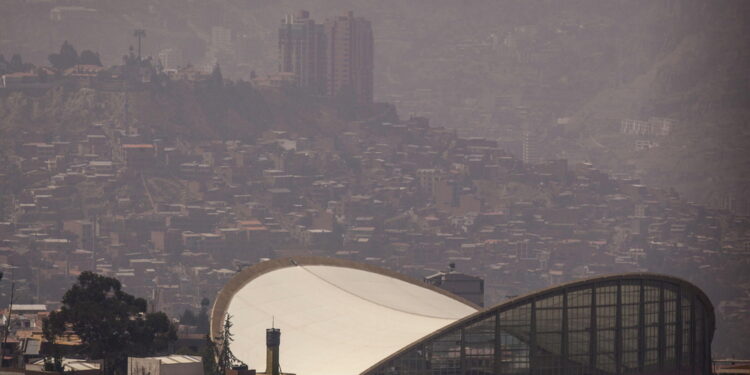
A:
<box><xmin>225</xmin><ymin>264</ymin><xmax>478</xmax><ymax>375</ymax></box>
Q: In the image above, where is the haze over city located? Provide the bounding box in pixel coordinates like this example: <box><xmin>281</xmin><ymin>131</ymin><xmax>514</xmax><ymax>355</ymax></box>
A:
<box><xmin>1</xmin><ymin>1</ymin><xmax>749</xmax><ymax>374</ymax></box>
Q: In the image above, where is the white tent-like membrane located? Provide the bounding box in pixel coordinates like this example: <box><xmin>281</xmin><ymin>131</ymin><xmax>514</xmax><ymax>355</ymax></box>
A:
<box><xmin>225</xmin><ymin>263</ymin><xmax>478</xmax><ymax>375</ymax></box>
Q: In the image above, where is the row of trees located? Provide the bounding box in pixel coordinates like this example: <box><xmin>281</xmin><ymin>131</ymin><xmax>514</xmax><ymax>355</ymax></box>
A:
<box><xmin>0</xmin><ymin>41</ymin><xmax>101</xmax><ymax>76</ymax></box>
<box><xmin>40</xmin><ymin>271</ymin><xmax>243</xmax><ymax>375</ymax></box>
<box><xmin>0</xmin><ymin>54</ymin><xmax>33</xmax><ymax>75</ymax></box>
<box><xmin>48</xmin><ymin>41</ymin><xmax>102</xmax><ymax>70</ymax></box>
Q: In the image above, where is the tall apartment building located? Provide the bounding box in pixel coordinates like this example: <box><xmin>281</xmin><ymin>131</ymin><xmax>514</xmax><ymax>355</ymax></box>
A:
<box><xmin>324</xmin><ymin>11</ymin><xmax>373</xmax><ymax>104</ymax></box>
<box><xmin>278</xmin><ymin>10</ymin><xmax>373</xmax><ymax>104</ymax></box>
<box><xmin>278</xmin><ymin>10</ymin><xmax>327</xmax><ymax>95</ymax></box>
<box><xmin>522</xmin><ymin>129</ymin><xmax>541</xmax><ymax>165</ymax></box>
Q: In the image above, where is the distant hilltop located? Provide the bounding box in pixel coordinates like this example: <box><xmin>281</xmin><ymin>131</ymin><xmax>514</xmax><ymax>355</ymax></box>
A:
<box><xmin>0</xmin><ymin>80</ymin><xmax>392</xmax><ymax>149</ymax></box>
<box><xmin>1</xmin><ymin>40</ymin><xmax>221</xmax><ymax>93</ymax></box>
<box><xmin>0</xmin><ymin>38</ymin><xmax>395</xmax><ymax>144</ymax></box>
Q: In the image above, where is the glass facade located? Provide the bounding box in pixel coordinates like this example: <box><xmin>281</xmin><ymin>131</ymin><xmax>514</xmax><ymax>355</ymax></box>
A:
<box><xmin>365</xmin><ymin>276</ymin><xmax>713</xmax><ymax>375</ymax></box>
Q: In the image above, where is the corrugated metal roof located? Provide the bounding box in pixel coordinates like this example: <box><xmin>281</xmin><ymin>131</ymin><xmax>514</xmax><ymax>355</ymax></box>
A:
<box><xmin>67</xmin><ymin>361</ymin><xmax>100</xmax><ymax>371</ymax></box>
<box><xmin>155</xmin><ymin>355</ymin><xmax>202</xmax><ymax>364</ymax></box>
<box><xmin>11</xmin><ymin>304</ymin><xmax>47</xmax><ymax>311</ymax></box>
<box><xmin>23</xmin><ymin>339</ymin><xmax>41</xmax><ymax>355</ymax></box>
<box><xmin>31</xmin><ymin>358</ymin><xmax>101</xmax><ymax>371</ymax></box>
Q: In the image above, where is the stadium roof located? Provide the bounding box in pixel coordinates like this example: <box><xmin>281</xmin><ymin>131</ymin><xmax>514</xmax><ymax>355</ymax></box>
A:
<box><xmin>213</xmin><ymin>258</ymin><xmax>715</xmax><ymax>375</ymax></box>
<box><xmin>211</xmin><ymin>257</ymin><xmax>479</xmax><ymax>375</ymax></box>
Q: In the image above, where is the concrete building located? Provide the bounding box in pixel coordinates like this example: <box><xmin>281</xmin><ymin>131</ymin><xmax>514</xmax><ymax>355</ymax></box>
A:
<box><xmin>127</xmin><ymin>355</ymin><xmax>202</xmax><ymax>375</ymax></box>
<box><xmin>122</xmin><ymin>144</ymin><xmax>155</xmax><ymax>169</ymax></box>
<box><xmin>278</xmin><ymin>10</ymin><xmax>327</xmax><ymax>94</ymax></box>
<box><xmin>424</xmin><ymin>263</ymin><xmax>485</xmax><ymax>307</ymax></box>
<box><xmin>158</xmin><ymin>48</ymin><xmax>184</xmax><ymax>70</ymax></box>
<box><xmin>324</xmin><ymin>11</ymin><xmax>374</xmax><ymax>104</ymax></box>
<box><xmin>522</xmin><ymin>130</ymin><xmax>540</xmax><ymax>164</ymax></box>
<box><xmin>278</xmin><ymin>10</ymin><xmax>373</xmax><ymax>104</ymax></box>
<box><xmin>28</xmin><ymin>358</ymin><xmax>102</xmax><ymax>374</ymax></box>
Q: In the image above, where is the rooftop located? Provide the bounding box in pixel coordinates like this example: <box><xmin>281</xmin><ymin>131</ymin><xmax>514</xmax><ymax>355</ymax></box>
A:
<box><xmin>215</xmin><ymin>257</ymin><xmax>478</xmax><ymax>375</ymax></box>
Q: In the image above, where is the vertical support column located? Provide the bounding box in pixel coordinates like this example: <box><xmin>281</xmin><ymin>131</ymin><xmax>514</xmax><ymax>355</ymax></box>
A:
<box><xmin>638</xmin><ymin>281</ymin><xmax>646</xmax><ymax>372</ymax></box>
<box><xmin>657</xmin><ymin>284</ymin><xmax>666</xmax><ymax>371</ymax></box>
<box><xmin>494</xmin><ymin>311</ymin><xmax>502</xmax><ymax>375</ymax></box>
<box><xmin>427</xmin><ymin>342</ymin><xmax>434</xmax><ymax>375</ymax></box>
<box><xmin>561</xmin><ymin>289</ymin><xmax>569</xmax><ymax>375</ymax></box>
<box><xmin>703</xmin><ymin>309</ymin><xmax>711</xmax><ymax>375</ymax></box>
<box><xmin>589</xmin><ymin>285</ymin><xmax>597</xmax><ymax>371</ymax></box>
<box><xmin>530</xmin><ymin>299</ymin><xmax>537</xmax><ymax>375</ymax></box>
<box><xmin>615</xmin><ymin>281</ymin><xmax>622</xmax><ymax>375</ymax></box>
<box><xmin>675</xmin><ymin>287</ymin><xmax>683</xmax><ymax>370</ymax></box>
<box><xmin>689</xmin><ymin>294</ymin><xmax>696</xmax><ymax>375</ymax></box>
<box><xmin>460</xmin><ymin>327</ymin><xmax>466</xmax><ymax>375</ymax></box>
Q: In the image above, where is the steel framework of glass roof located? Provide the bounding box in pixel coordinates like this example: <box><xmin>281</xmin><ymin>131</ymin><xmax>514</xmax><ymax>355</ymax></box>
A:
<box><xmin>363</xmin><ymin>273</ymin><xmax>714</xmax><ymax>375</ymax></box>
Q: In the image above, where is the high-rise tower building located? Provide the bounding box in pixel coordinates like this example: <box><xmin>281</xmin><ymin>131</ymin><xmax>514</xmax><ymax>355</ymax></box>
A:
<box><xmin>278</xmin><ymin>10</ymin><xmax>373</xmax><ymax>104</ymax></box>
<box><xmin>278</xmin><ymin>10</ymin><xmax>327</xmax><ymax>94</ymax></box>
<box><xmin>522</xmin><ymin>130</ymin><xmax>540</xmax><ymax>164</ymax></box>
<box><xmin>324</xmin><ymin>11</ymin><xmax>373</xmax><ymax>104</ymax></box>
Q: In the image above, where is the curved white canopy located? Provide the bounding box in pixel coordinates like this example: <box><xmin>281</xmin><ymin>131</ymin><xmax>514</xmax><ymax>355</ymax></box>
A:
<box><xmin>225</xmin><ymin>264</ymin><xmax>478</xmax><ymax>375</ymax></box>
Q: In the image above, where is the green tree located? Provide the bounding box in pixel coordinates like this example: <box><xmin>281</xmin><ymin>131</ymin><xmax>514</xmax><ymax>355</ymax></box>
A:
<box><xmin>216</xmin><ymin>315</ymin><xmax>245</xmax><ymax>375</ymax></box>
<box><xmin>42</xmin><ymin>351</ymin><xmax>64</xmax><ymax>372</ymax></box>
<box><xmin>202</xmin><ymin>334</ymin><xmax>218</xmax><ymax>375</ymax></box>
<box><xmin>129</xmin><ymin>311</ymin><xmax>177</xmax><ymax>356</ymax></box>
<box><xmin>9</xmin><ymin>53</ymin><xmax>31</xmax><ymax>72</ymax></box>
<box><xmin>0</xmin><ymin>54</ymin><xmax>7</xmax><ymax>74</ymax></box>
<box><xmin>37</xmin><ymin>67</ymin><xmax>48</xmax><ymax>83</ymax></box>
<box><xmin>196</xmin><ymin>297</ymin><xmax>210</xmax><ymax>333</ymax></box>
<box><xmin>180</xmin><ymin>309</ymin><xmax>197</xmax><ymax>326</ymax></box>
<box><xmin>209</xmin><ymin>64</ymin><xmax>224</xmax><ymax>90</ymax></box>
<box><xmin>79</xmin><ymin>50</ymin><xmax>102</xmax><ymax>66</ymax></box>
<box><xmin>43</xmin><ymin>272</ymin><xmax>176</xmax><ymax>375</ymax></box>
<box><xmin>48</xmin><ymin>41</ymin><xmax>79</xmax><ymax>70</ymax></box>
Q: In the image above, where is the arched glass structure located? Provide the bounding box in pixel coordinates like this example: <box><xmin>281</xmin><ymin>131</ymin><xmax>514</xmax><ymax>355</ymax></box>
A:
<box><xmin>363</xmin><ymin>274</ymin><xmax>714</xmax><ymax>375</ymax></box>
